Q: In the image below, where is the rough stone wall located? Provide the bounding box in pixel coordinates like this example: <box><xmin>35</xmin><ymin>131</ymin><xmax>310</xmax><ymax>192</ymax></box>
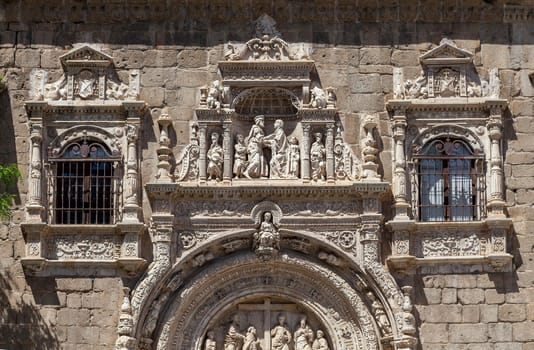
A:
<box><xmin>0</xmin><ymin>1</ymin><xmax>533</xmax><ymax>349</ymax></box>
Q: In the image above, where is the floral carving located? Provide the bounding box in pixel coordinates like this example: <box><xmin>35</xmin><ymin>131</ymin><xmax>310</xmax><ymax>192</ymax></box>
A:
<box><xmin>418</xmin><ymin>232</ymin><xmax>482</xmax><ymax>257</ymax></box>
<box><xmin>46</xmin><ymin>235</ymin><xmax>120</xmax><ymax>260</ymax></box>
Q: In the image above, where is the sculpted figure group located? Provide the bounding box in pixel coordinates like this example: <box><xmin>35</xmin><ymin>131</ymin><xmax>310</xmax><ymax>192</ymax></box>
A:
<box><xmin>209</xmin><ymin>314</ymin><xmax>329</xmax><ymax>350</ymax></box>
<box><xmin>205</xmin><ymin>116</ymin><xmax>330</xmax><ymax>182</ymax></box>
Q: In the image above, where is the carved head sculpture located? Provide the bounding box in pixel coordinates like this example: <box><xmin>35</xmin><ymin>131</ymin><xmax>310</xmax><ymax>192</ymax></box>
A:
<box><xmin>314</xmin><ymin>133</ymin><xmax>323</xmax><ymax>142</ymax></box>
<box><xmin>236</xmin><ymin>133</ymin><xmax>245</xmax><ymax>144</ymax></box>
<box><xmin>263</xmin><ymin>211</ymin><xmax>272</xmax><ymax>222</ymax></box>
<box><xmin>211</xmin><ymin>132</ymin><xmax>220</xmax><ymax>144</ymax></box>
<box><xmin>274</xmin><ymin>119</ymin><xmax>284</xmax><ymax>129</ymax></box>
<box><xmin>289</xmin><ymin>136</ymin><xmax>298</xmax><ymax>145</ymax></box>
<box><xmin>254</xmin><ymin>115</ymin><xmax>265</xmax><ymax>127</ymax></box>
<box><xmin>299</xmin><ymin>316</ymin><xmax>308</xmax><ymax>327</ymax></box>
<box><xmin>317</xmin><ymin>330</ymin><xmax>325</xmax><ymax>339</ymax></box>
<box><xmin>277</xmin><ymin>313</ymin><xmax>287</xmax><ymax>325</ymax></box>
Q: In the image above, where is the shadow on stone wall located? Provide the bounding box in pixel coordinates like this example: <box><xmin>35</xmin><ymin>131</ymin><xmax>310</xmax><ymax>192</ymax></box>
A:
<box><xmin>0</xmin><ymin>270</ymin><xmax>59</xmax><ymax>349</ymax></box>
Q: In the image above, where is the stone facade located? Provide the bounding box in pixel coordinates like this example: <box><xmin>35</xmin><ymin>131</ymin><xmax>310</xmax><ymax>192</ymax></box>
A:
<box><xmin>0</xmin><ymin>1</ymin><xmax>533</xmax><ymax>350</ymax></box>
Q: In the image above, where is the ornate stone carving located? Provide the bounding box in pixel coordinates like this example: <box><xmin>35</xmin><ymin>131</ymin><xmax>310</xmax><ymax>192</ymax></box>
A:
<box><xmin>204</xmin><ymin>330</ymin><xmax>216</xmax><ymax>350</ymax></box>
<box><xmin>312</xmin><ymin>330</ymin><xmax>330</xmax><ymax>350</ymax></box>
<box><xmin>115</xmin><ymin>287</ymin><xmax>135</xmax><ymax>350</ymax></box>
<box><xmin>310</xmin><ymin>132</ymin><xmax>327</xmax><ymax>181</ymax></box>
<box><xmin>207</xmin><ymin>132</ymin><xmax>224</xmax><ymax>181</ymax></box>
<box><xmin>244</xmin><ymin>115</ymin><xmax>269</xmax><ymax>178</ymax></box>
<box><xmin>156</xmin><ymin>109</ymin><xmax>173</xmax><ymax>182</ymax></box>
<box><xmin>319</xmin><ymin>231</ymin><xmax>358</xmax><ymax>256</ymax></box>
<box><xmin>394</xmin><ymin>39</ymin><xmax>499</xmax><ymax>100</ymax></box>
<box><xmin>46</xmin><ymin>235</ymin><xmax>120</xmax><ymax>260</ymax></box>
<box><xmin>367</xmin><ymin>291</ymin><xmax>392</xmax><ymax>336</ymax></box>
<box><xmin>271</xmin><ymin>314</ymin><xmax>292</xmax><ymax>350</ymax></box>
<box><xmin>33</xmin><ymin>46</ymin><xmax>139</xmax><ymax>102</ymax></box>
<box><xmin>333</xmin><ymin>125</ymin><xmax>360</xmax><ymax>181</ymax></box>
<box><xmin>253</xmin><ymin>211</ymin><xmax>280</xmax><ymax>259</ymax></box>
<box><xmin>178</xmin><ymin>231</ymin><xmax>209</xmax><ymax>250</ymax></box>
<box><xmin>175</xmin><ymin>124</ymin><xmax>200</xmax><ymax>181</ymax></box>
<box><xmin>361</xmin><ymin>115</ymin><xmax>381</xmax><ymax>181</ymax></box>
<box><xmin>417</xmin><ymin>231</ymin><xmax>482</xmax><ymax>257</ymax></box>
<box><xmin>310</xmin><ymin>86</ymin><xmax>327</xmax><ymax>109</ymax></box>
<box><xmin>294</xmin><ymin>316</ymin><xmax>314</xmax><ymax>350</ymax></box>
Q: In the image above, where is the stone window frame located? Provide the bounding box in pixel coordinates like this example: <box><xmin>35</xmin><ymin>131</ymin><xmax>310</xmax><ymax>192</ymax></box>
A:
<box><xmin>21</xmin><ymin>46</ymin><xmax>147</xmax><ymax>277</ymax></box>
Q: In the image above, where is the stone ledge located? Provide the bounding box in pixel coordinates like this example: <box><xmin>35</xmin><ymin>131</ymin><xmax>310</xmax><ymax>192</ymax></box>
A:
<box><xmin>21</xmin><ymin>257</ymin><xmax>147</xmax><ymax>277</ymax></box>
<box><xmin>387</xmin><ymin>254</ymin><xmax>513</xmax><ymax>274</ymax></box>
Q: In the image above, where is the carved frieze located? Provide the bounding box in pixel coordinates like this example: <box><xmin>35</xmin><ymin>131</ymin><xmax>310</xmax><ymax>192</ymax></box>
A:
<box><xmin>416</xmin><ymin>231</ymin><xmax>483</xmax><ymax>258</ymax></box>
<box><xmin>46</xmin><ymin>235</ymin><xmax>121</xmax><ymax>260</ymax></box>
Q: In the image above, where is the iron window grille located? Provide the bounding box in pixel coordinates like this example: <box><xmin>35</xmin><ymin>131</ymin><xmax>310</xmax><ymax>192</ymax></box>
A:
<box><xmin>48</xmin><ymin>140</ymin><xmax>121</xmax><ymax>225</ymax></box>
<box><xmin>412</xmin><ymin>138</ymin><xmax>486</xmax><ymax>222</ymax></box>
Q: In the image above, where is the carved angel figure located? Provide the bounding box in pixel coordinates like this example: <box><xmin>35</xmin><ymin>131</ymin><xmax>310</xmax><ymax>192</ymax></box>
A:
<box><xmin>310</xmin><ymin>133</ymin><xmax>326</xmax><ymax>181</ymax></box>
<box><xmin>310</xmin><ymin>86</ymin><xmax>327</xmax><ymax>109</ymax></box>
<box><xmin>312</xmin><ymin>330</ymin><xmax>329</xmax><ymax>350</ymax></box>
<box><xmin>271</xmin><ymin>314</ymin><xmax>291</xmax><ymax>350</ymax></box>
<box><xmin>294</xmin><ymin>317</ymin><xmax>314</xmax><ymax>350</ymax></box>
<box><xmin>207</xmin><ymin>132</ymin><xmax>223</xmax><ymax>181</ymax></box>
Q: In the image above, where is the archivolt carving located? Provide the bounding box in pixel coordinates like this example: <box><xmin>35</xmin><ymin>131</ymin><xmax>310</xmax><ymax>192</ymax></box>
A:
<box><xmin>153</xmin><ymin>253</ymin><xmax>381</xmax><ymax>350</ymax></box>
<box><xmin>410</xmin><ymin>124</ymin><xmax>484</xmax><ymax>157</ymax></box>
<box><xmin>49</xmin><ymin>125</ymin><xmax>122</xmax><ymax>158</ymax></box>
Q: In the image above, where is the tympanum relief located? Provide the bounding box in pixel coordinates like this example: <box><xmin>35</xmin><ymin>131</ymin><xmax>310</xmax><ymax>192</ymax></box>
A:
<box><xmin>205</xmin><ymin>298</ymin><xmax>331</xmax><ymax>350</ymax></box>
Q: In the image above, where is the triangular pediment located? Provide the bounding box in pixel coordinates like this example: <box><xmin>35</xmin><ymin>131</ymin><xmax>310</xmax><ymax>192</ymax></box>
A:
<box><xmin>59</xmin><ymin>45</ymin><xmax>113</xmax><ymax>68</ymax></box>
<box><xmin>420</xmin><ymin>39</ymin><xmax>473</xmax><ymax>65</ymax></box>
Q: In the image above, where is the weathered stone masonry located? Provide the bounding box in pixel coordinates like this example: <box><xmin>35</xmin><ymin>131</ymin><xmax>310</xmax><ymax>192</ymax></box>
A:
<box><xmin>0</xmin><ymin>1</ymin><xmax>534</xmax><ymax>350</ymax></box>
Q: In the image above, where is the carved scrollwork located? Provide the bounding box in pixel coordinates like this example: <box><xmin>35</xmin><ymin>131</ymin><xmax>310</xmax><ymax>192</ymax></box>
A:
<box><xmin>46</xmin><ymin>235</ymin><xmax>120</xmax><ymax>260</ymax></box>
<box><xmin>416</xmin><ymin>231</ymin><xmax>482</xmax><ymax>257</ymax></box>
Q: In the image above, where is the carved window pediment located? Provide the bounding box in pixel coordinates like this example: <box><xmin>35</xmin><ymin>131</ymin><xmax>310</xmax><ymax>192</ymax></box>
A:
<box><xmin>392</xmin><ymin>38</ymin><xmax>500</xmax><ymax>100</ymax></box>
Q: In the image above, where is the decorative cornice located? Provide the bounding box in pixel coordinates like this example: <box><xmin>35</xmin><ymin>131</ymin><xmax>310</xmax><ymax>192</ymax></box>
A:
<box><xmin>219</xmin><ymin>60</ymin><xmax>314</xmax><ymax>86</ymax></box>
<box><xmin>25</xmin><ymin>100</ymin><xmax>147</xmax><ymax>118</ymax></box>
<box><xmin>387</xmin><ymin>98</ymin><xmax>507</xmax><ymax>113</ymax></box>
<box><xmin>146</xmin><ymin>181</ymin><xmax>389</xmax><ymax>199</ymax></box>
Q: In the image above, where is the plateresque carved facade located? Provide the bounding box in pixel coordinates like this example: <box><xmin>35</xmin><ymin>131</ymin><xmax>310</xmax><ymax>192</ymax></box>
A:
<box><xmin>1</xmin><ymin>3</ymin><xmax>533</xmax><ymax>350</ymax></box>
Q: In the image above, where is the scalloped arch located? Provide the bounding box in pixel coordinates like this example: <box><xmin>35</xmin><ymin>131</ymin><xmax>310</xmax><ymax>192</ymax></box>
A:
<box><xmin>49</xmin><ymin>125</ymin><xmax>122</xmax><ymax>158</ymax></box>
<box><xmin>410</xmin><ymin>124</ymin><xmax>484</xmax><ymax>157</ymax></box>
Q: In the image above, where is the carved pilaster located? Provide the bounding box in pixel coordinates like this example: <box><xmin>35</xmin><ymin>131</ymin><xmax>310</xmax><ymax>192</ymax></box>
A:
<box><xmin>487</xmin><ymin>107</ymin><xmax>505</xmax><ymax>217</ymax></box>
<box><xmin>156</xmin><ymin>109</ymin><xmax>173</xmax><ymax>182</ymax></box>
<box><xmin>150</xmin><ymin>218</ymin><xmax>173</xmax><ymax>264</ymax></box>
<box><xmin>198</xmin><ymin>125</ymin><xmax>208</xmax><ymax>182</ymax></box>
<box><xmin>123</xmin><ymin>124</ymin><xmax>140</xmax><ymax>222</ymax></box>
<box><xmin>392</xmin><ymin>110</ymin><xmax>410</xmax><ymax>219</ymax></box>
<box><xmin>325</xmin><ymin>123</ymin><xmax>335</xmax><ymax>182</ymax></box>
<box><xmin>301</xmin><ymin>123</ymin><xmax>311</xmax><ymax>182</ymax></box>
<box><xmin>27</xmin><ymin>122</ymin><xmax>44</xmax><ymax>221</ymax></box>
<box><xmin>222</xmin><ymin>121</ymin><xmax>233</xmax><ymax>182</ymax></box>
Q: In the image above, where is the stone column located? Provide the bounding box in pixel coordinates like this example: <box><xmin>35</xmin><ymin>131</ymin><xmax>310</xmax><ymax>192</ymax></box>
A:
<box><xmin>123</xmin><ymin>124</ymin><xmax>140</xmax><ymax>222</ymax></box>
<box><xmin>198</xmin><ymin>125</ymin><xmax>208</xmax><ymax>182</ymax></box>
<box><xmin>487</xmin><ymin>108</ymin><xmax>505</xmax><ymax>217</ymax></box>
<box><xmin>27</xmin><ymin>122</ymin><xmax>44</xmax><ymax>221</ymax></box>
<box><xmin>222</xmin><ymin>121</ymin><xmax>232</xmax><ymax>182</ymax></box>
<box><xmin>325</xmin><ymin>123</ymin><xmax>335</xmax><ymax>182</ymax></box>
<box><xmin>392</xmin><ymin>110</ymin><xmax>410</xmax><ymax>218</ymax></box>
<box><xmin>156</xmin><ymin>109</ymin><xmax>173</xmax><ymax>182</ymax></box>
<box><xmin>301</xmin><ymin>123</ymin><xmax>311</xmax><ymax>182</ymax></box>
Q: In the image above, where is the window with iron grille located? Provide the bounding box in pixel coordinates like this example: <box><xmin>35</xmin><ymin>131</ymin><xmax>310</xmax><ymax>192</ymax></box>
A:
<box><xmin>412</xmin><ymin>138</ymin><xmax>486</xmax><ymax>222</ymax></box>
<box><xmin>50</xmin><ymin>140</ymin><xmax>120</xmax><ymax>224</ymax></box>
